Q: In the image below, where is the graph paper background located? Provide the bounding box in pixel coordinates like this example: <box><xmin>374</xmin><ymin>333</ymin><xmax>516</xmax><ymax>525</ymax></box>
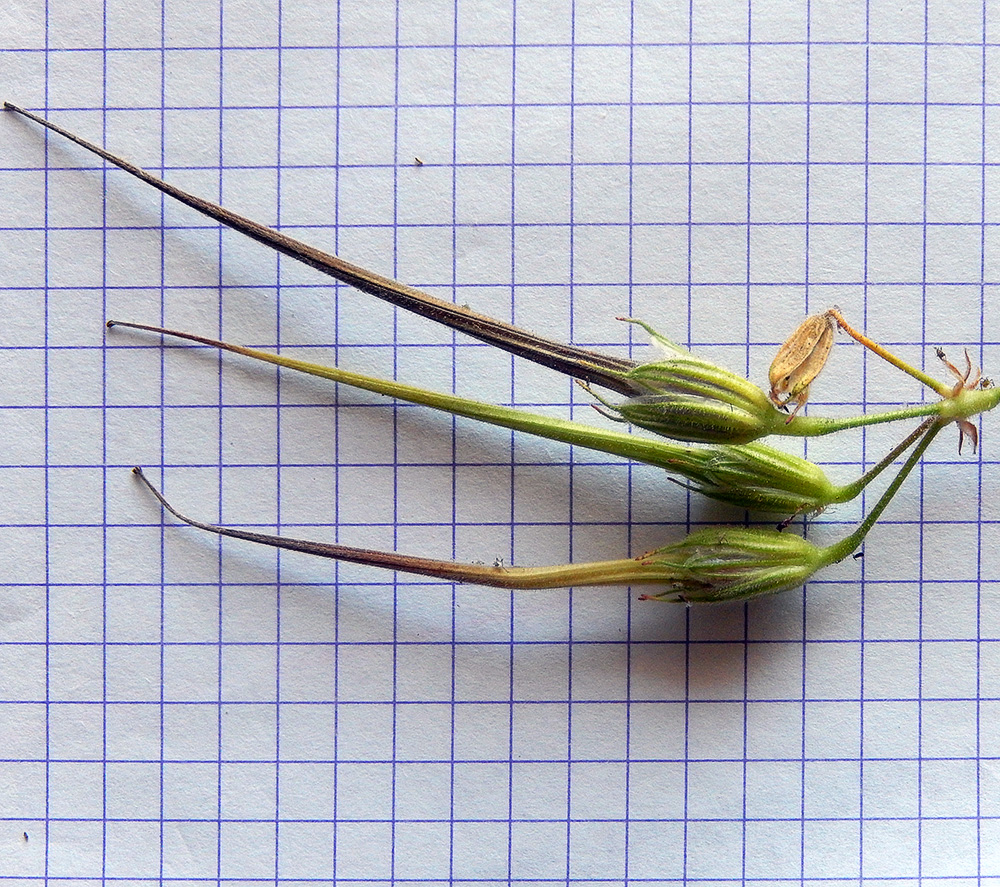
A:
<box><xmin>2</xmin><ymin>0</ymin><xmax>1000</xmax><ymax>881</ymax></box>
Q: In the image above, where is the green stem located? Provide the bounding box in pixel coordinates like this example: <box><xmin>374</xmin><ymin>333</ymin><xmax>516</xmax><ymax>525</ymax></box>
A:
<box><xmin>132</xmin><ymin>468</ymin><xmax>669</xmax><ymax>589</ymax></box>
<box><xmin>784</xmin><ymin>385</ymin><xmax>1000</xmax><ymax>437</ymax></box>
<box><xmin>831</xmin><ymin>419</ymin><xmax>939</xmax><ymax>503</ymax></box>
<box><xmin>821</xmin><ymin>419</ymin><xmax>942</xmax><ymax>565</ymax></box>
<box><xmin>829</xmin><ymin>308</ymin><xmax>952</xmax><ymax>397</ymax></box>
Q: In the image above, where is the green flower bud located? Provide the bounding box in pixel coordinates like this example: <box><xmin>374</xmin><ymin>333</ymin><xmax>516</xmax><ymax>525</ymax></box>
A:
<box><xmin>683</xmin><ymin>442</ymin><xmax>839</xmax><ymax>514</ymax></box>
<box><xmin>613</xmin><ymin>391</ymin><xmax>777</xmax><ymax>445</ymax></box>
<box><xmin>636</xmin><ymin>527</ymin><xmax>827</xmax><ymax>603</ymax></box>
<box><xmin>601</xmin><ymin>319</ymin><xmax>784</xmax><ymax>445</ymax></box>
<box><xmin>639</xmin><ymin>419</ymin><xmax>944</xmax><ymax>603</ymax></box>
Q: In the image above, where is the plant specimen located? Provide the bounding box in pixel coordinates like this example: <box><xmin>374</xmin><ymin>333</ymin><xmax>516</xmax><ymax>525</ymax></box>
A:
<box><xmin>6</xmin><ymin>102</ymin><xmax>990</xmax><ymax>601</ymax></box>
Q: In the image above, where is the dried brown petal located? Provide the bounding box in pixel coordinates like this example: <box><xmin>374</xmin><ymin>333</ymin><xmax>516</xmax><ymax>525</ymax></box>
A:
<box><xmin>768</xmin><ymin>310</ymin><xmax>838</xmax><ymax>420</ymax></box>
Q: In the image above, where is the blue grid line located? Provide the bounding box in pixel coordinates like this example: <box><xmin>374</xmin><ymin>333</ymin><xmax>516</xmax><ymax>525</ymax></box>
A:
<box><xmin>858</xmin><ymin>2</ymin><xmax>872</xmax><ymax>874</ymax></box>
<box><xmin>14</xmin><ymin>157</ymin><xmax>1000</xmax><ymax>170</ymax></box>
<box><xmin>447</xmin><ymin>0</ymin><xmax>460</xmax><ymax>881</ymax></box>
<box><xmin>213</xmin><ymin>5</ymin><xmax>225</xmax><ymax>881</ymax></box>
<box><xmin>331</xmin><ymin>3</ymin><xmax>342</xmax><ymax>878</ymax></box>
<box><xmin>622</xmin><ymin>1</ymin><xmax>636</xmax><ymax>878</ymax></box>
<box><xmin>916</xmin><ymin>5</ymin><xmax>929</xmax><ymax>878</ymax></box>
<box><xmin>681</xmin><ymin>3</ymin><xmax>695</xmax><ymax>881</ymax></box>
<box><xmin>7</xmin><ymin>38</ymin><xmax>1000</xmax><ymax>51</ymax></box>
<box><xmin>155</xmin><ymin>6</ymin><xmax>169</xmax><ymax>884</ymax></box>
<box><xmin>99</xmin><ymin>6</ymin><xmax>108</xmax><ymax>885</ymax></box>
<box><xmin>742</xmin><ymin>7</ymin><xmax>753</xmax><ymax>885</ymax></box>
<box><xmin>42</xmin><ymin>0</ymin><xmax>52</xmax><ymax>879</ymax></box>
<box><xmin>390</xmin><ymin>4</ymin><xmax>401</xmax><ymax>882</ymax></box>
<box><xmin>505</xmin><ymin>4</ymin><xmax>518</xmax><ymax>882</ymax></box>
<box><xmin>272</xmin><ymin>1</ymin><xmax>284</xmax><ymax>881</ymax></box>
<box><xmin>978</xmin><ymin>2</ymin><xmax>989</xmax><ymax>879</ymax></box>
<box><xmin>564</xmin><ymin>4</ymin><xmax>576</xmax><ymax>880</ymax></box>
<box><xmin>13</xmin><ymin>100</ymin><xmax>1000</xmax><ymax>112</ymax></box>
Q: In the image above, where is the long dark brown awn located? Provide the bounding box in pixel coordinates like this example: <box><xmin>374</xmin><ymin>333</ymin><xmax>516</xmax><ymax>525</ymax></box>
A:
<box><xmin>130</xmin><ymin>467</ymin><xmax>675</xmax><ymax>590</ymax></box>
<box><xmin>4</xmin><ymin>102</ymin><xmax>642</xmax><ymax>394</ymax></box>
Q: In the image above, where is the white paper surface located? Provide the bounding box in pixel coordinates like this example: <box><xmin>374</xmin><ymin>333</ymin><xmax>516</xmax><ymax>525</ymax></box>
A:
<box><xmin>1</xmin><ymin>0</ymin><xmax>999</xmax><ymax>881</ymax></box>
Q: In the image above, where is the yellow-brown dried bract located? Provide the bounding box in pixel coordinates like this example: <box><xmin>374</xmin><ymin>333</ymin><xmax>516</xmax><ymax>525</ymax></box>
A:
<box><xmin>768</xmin><ymin>310</ymin><xmax>838</xmax><ymax>420</ymax></box>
